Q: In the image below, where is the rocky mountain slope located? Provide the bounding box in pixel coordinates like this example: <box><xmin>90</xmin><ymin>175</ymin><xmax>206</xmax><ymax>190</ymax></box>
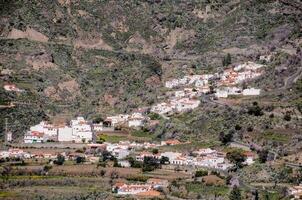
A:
<box><xmin>0</xmin><ymin>0</ymin><xmax>301</xmax><ymax>143</ymax></box>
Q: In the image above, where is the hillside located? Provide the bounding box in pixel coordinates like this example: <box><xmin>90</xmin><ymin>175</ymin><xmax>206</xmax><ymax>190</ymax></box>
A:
<box><xmin>0</xmin><ymin>0</ymin><xmax>301</xmax><ymax>143</ymax></box>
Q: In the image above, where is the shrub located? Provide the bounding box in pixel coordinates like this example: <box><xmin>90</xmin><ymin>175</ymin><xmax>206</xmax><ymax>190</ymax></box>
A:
<box><xmin>195</xmin><ymin>170</ymin><xmax>208</xmax><ymax>177</ymax></box>
<box><xmin>284</xmin><ymin>112</ymin><xmax>291</xmax><ymax>121</ymax></box>
<box><xmin>75</xmin><ymin>156</ymin><xmax>85</xmax><ymax>164</ymax></box>
<box><xmin>54</xmin><ymin>154</ymin><xmax>65</xmax><ymax>165</ymax></box>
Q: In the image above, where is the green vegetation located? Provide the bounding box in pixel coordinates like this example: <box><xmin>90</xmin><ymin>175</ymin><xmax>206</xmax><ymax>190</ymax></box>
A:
<box><xmin>229</xmin><ymin>186</ymin><xmax>241</xmax><ymax>200</ymax></box>
<box><xmin>131</xmin><ymin>129</ymin><xmax>153</xmax><ymax>138</ymax></box>
<box><xmin>186</xmin><ymin>182</ymin><xmax>229</xmax><ymax>196</ymax></box>
<box><xmin>195</xmin><ymin>170</ymin><xmax>208</xmax><ymax>177</ymax></box>
<box><xmin>262</xmin><ymin>132</ymin><xmax>289</xmax><ymax>143</ymax></box>
<box><xmin>222</xmin><ymin>53</ymin><xmax>232</xmax><ymax>67</ymax></box>
<box><xmin>98</xmin><ymin>135</ymin><xmax>127</xmax><ymax>143</ymax></box>
<box><xmin>226</xmin><ymin>150</ymin><xmax>246</xmax><ymax>168</ymax></box>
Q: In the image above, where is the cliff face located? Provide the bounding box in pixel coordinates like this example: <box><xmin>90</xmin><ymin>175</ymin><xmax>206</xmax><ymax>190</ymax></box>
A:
<box><xmin>0</xmin><ymin>0</ymin><xmax>301</xmax><ymax>139</ymax></box>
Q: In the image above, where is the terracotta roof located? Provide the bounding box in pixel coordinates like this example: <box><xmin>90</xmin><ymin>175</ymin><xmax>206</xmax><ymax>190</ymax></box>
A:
<box><xmin>114</xmin><ymin>182</ymin><xmax>125</xmax><ymax>187</ymax></box>
<box><xmin>31</xmin><ymin>131</ymin><xmax>44</xmax><ymax>137</ymax></box>
<box><xmin>165</xmin><ymin>139</ymin><xmax>181</xmax><ymax>145</ymax></box>
<box><xmin>136</xmin><ymin>190</ymin><xmax>161</xmax><ymax>196</ymax></box>
<box><xmin>243</xmin><ymin>151</ymin><xmax>255</xmax><ymax>157</ymax></box>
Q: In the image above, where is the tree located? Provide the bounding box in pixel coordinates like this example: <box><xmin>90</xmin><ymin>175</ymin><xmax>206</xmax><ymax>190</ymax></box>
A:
<box><xmin>229</xmin><ymin>186</ymin><xmax>241</xmax><ymax>200</ymax></box>
<box><xmin>43</xmin><ymin>164</ymin><xmax>52</xmax><ymax>172</ymax></box>
<box><xmin>152</xmin><ymin>148</ymin><xmax>159</xmax><ymax>154</ymax></box>
<box><xmin>101</xmin><ymin>150</ymin><xmax>114</xmax><ymax>162</ymax></box>
<box><xmin>258</xmin><ymin>149</ymin><xmax>268</xmax><ymax>163</ymax></box>
<box><xmin>227</xmin><ymin>151</ymin><xmax>246</xmax><ymax>168</ymax></box>
<box><xmin>128</xmin><ymin>157</ymin><xmax>142</xmax><ymax>168</ymax></box>
<box><xmin>160</xmin><ymin>156</ymin><xmax>169</xmax><ymax>164</ymax></box>
<box><xmin>76</xmin><ymin>156</ymin><xmax>85</xmax><ymax>164</ymax></box>
<box><xmin>54</xmin><ymin>154</ymin><xmax>65</xmax><ymax>165</ymax></box>
<box><xmin>195</xmin><ymin>170</ymin><xmax>208</xmax><ymax>177</ymax></box>
<box><xmin>247</xmin><ymin>103</ymin><xmax>263</xmax><ymax>116</ymax></box>
<box><xmin>142</xmin><ymin>157</ymin><xmax>160</xmax><ymax>172</ymax></box>
<box><xmin>219</xmin><ymin>132</ymin><xmax>233</xmax><ymax>145</ymax></box>
<box><xmin>222</xmin><ymin>53</ymin><xmax>232</xmax><ymax>66</ymax></box>
<box><xmin>284</xmin><ymin>112</ymin><xmax>291</xmax><ymax>121</ymax></box>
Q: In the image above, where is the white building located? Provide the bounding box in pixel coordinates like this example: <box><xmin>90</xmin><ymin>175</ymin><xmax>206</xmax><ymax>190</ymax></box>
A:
<box><xmin>105</xmin><ymin>114</ymin><xmax>129</xmax><ymax>127</ymax></box>
<box><xmin>242</xmin><ymin>88</ymin><xmax>261</xmax><ymax>96</ymax></box>
<box><xmin>58</xmin><ymin>126</ymin><xmax>73</xmax><ymax>142</ymax></box>
<box><xmin>193</xmin><ymin>148</ymin><xmax>217</xmax><ymax>156</ymax></box>
<box><xmin>172</xmin><ymin>98</ymin><xmax>200</xmax><ymax>112</ymax></box>
<box><xmin>3</xmin><ymin>84</ymin><xmax>23</xmax><ymax>92</ymax></box>
<box><xmin>174</xmin><ymin>90</ymin><xmax>186</xmax><ymax>98</ymax></box>
<box><xmin>151</xmin><ymin>102</ymin><xmax>174</xmax><ymax>115</ymax></box>
<box><xmin>234</xmin><ymin>62</ymin><xmax>265</xmax><ymax>72</ymax></box>
<box><xmin>118</xmin><ymin>160</ymin><xmax>131</xmax><ymax>167</ymax></box>
<box><xmin>128</xmin><ymin>112</ymin><xmax>146</xmax><ymax>128</ymax></box>
<box><xmin>215</xmin><ymin>89</ymin><xmax>228</xmax><ymax>98</ymax></box>
<box><xmin>113</xmin><ymin>182</ymin><xmax>154</xmax><ymax>195</ymax></box>
<box><xmin>259</xmin><ymin>54</ymin><xmax>272</xmax><ymax>62</ymax></box>
<box><xmin>112</xmin><ymin>148</ymin><xmax>130</xmax><ymax>160</ymax></box>
<box><xmin>70</xmin><ymin>117</ymin><xmax>93</xmax><ymax>143</ymax></box>
<box><xmin>29</xmin><ymin>121</ymin><xmax>58</xmax><ymax>141</ymax></box>
<box><xmin>93</xmin><ymin>122</ymin><xmax>104</xmax><ymax>131</ymax></box>
<box><xmin>24</xmin><ymin>131</ymin><xmax>44</xmax><ymax>143</ymax></box>
<box><xmin>160</xmin><ymin>152</ymin><xmax>182</xmax><ymax>162</ymax></box>
<box><xmin>171</xmin><ymin>156</ymin><xmax>187</xmax><ymax>165</ymax></box>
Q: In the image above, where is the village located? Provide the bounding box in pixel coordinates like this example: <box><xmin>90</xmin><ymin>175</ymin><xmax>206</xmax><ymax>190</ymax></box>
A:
<box><xmin>3</xmin><ymin>57</ymin><xmax>301</xmax><ymax>199</ymax></box>
<box><xmin>15</xmin><ymin>60</ymin><xmax>264</xmax><ymax>145</ymax></box>
<box><xmin>0</xmin><ymin>141</ymin><xmax>257</xmax><ymax>197</ymax></box>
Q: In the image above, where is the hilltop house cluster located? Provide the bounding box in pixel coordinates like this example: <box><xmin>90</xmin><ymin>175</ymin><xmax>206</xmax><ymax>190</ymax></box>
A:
<box><xmin>113</xmin><ymin>178</ymin><xmax>168</xmax><ymax>196</ymax></box>
<box><xmin>164</xmin><ymin>61</ymin><xmax>265</xmax><ymax>100</ymax></box>
<box><xmin>104</xmin><ymin>112</ymin><xmax>148</xmax><ymax>128</ymax></box>
<box><xmin>151</xmin><ymin>97</ymin><xmax>200</xmax><ymax>116</ymax></box>
<box><xmin>0</xmin><ymin>148</ymin><xmax>31</xmax><ymax>159</ymax></box>
<box><xmin>136</xmin><ymin>148</ymin><xmax>238</xmax><ymax>170</ymax></box>
<box><xmin>24</xmin><ymin>117</ymin><xmax>100</xmax><ymax>144</ymax></box>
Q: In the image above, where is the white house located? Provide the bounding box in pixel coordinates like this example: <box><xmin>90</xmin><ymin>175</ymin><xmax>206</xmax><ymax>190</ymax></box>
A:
<box><xmin>174</xmin><ymin>90</ymin><xmax>186</xmax><ymax>98</ymax></box>
<box><xmin>173</xmin><ymin>98</ymin><xmax>200</xmax><ymax>112</ymax></box>
<box><xmin>118</xmin><ymin>160</ymin><xmax>131</xmax><ymax>167</ymax></box>
<box><xmin>0</xmin><ymin>151</ymin><xmax>10</xmax><ymax>158</ymax></box>
<box><xmin>93</xmin><ymin>122</ymin><xmax>104</xmax><ymax>131</ymax></box>
<box><xmin>259</xmin><ymin>54</ymin><xmax>272</xmax><ymax>62</ymax></box>
<box><xmin>24</xmin><ymin>131</ymin><xmax>44</xmax><ymax>143</ymax></box>
<box><xmin>160</xmin><ymin>152</ymin><xmax>182</xmax><ymax>162</ymax></box>
<box><xmin>128</xmin><ymin>112</ymin><xmax>146</xmax><ymax>128</ymax></box>
<box><xmin>242</xmin><ymin>88</ymin><xmax>261</xmax><ymax>96</ymax></box>
<box><xmin>70</xmin><ymin>117</ymin><xmax>93</xmax><ymax>143</ymax></box>
<box><xmin>193</xmin><ymin>148</ymin><xmax>217</xmax><ymax>156</ymax></box>
<box><xmin>171</xmin><ymin>156</ymin><xmax>187</xmax><ymax>165</ymax></box>
<box><xmin>243</xmin><ymin>151</ymin><xmax>256</xmax><ymax>165</ymax></box>
<box><xmin>215</xmin><ymin>89</ymin><xmax>228</xmax><ymax>98</ymax></box>
<box><xmin>136</xmin><ymin>151</ymin><xmax>161</xmax><ymax>162</ymax></box>
<box><xmin>105</xmin><ymin>114</ymin><xmax>129</xmax><ymax>127</ymax></box>
<box><xmin>29</xmin><ymin>121</ymin><xmax>58</xmax><ymax>141</ymax></box>
<box><xmin>112</xmin><ymin>148</ymin><xmax>130</xmax><ymax>160</ymax></box>
<box><xmin>58</xmin><ymin>126</ymin><xmax>73</xmax><ymax>142</ymax></box>
<box><xmin>3</xmin><ymin>84</ymin><xmax>23</xmax><ymax>92</ymax></box>
<box><xmin>165</xmin><ymin>79</ymin><xmax>180</xmax><ymax>88</ymax></box>
<box><xmin>151</xmin><ymin>102</ymin><xmax>174</xmax><ymax>115</ymax></box>
<box><xmin>113</xmin><ymin>182</ymin><xmax>154</xmax><ymax>195</ymax></box>
<box><xmin>147</xmin><ymin>178</ymin><xmax>169</xmax><ymax>188</ymax></box>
